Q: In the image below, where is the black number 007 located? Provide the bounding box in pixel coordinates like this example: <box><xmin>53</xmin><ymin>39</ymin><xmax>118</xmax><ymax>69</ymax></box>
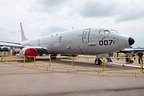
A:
<box><xmin>99</xmin><ymin>40</ymin><xmax>113</xmax><ymax>46</ymax></box>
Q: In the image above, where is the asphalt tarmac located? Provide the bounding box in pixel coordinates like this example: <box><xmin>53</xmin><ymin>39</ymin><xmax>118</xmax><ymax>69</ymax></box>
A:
<box><xmin>0</xmin><ymin>62</ymin><xmax>144</xmax><ymax>96</ymax></box>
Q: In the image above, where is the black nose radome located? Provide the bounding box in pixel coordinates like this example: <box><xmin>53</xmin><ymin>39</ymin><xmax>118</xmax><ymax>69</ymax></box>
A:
<box><xmin>128</xmin><ymin>37</ymin><xmax>135</xmax><ymax>45</ymax></box>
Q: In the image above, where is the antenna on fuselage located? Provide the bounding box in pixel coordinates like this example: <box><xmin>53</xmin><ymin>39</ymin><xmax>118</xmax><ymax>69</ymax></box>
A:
<box><xmin>20</xmin><ymin>22</ymin><xmax>27</xmax><ymax>41</ymax></box>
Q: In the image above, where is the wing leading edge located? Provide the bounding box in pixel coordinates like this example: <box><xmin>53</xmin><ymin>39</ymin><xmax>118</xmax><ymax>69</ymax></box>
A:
<box><xmin>0</xmin><ymin>41</ymin><xmax>22</xmax><ymax>48</ymax></box>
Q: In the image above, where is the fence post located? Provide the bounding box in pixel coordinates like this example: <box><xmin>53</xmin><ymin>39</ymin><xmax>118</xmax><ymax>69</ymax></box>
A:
<box><xmin>3</xmin><ymin>55</ymin><xmax>6</xmax><ymax>62</ymax></box>
<box><xmin>140</xmin><ymin>58</ymin><xmax>143</xmax><ymax>73</ymax></box>
<box><xmin>9</xmin><ymin>55</ymin><xmax>11</xmax><ymax>63</ymax></box>
<box><xmin>33</xmin><ymin>56</ymin><xmax>36</xmax><ymax>67</ymax></box>
<box><xmin>1</xmin><ymin>55</ymin><xmax>3</xmax><ymax>61</ymax></box>
<box><xmin>23</xmin><ymin>56</ymin><xmax>26</xmax><ymax>66</ymax></box>
<box><xmin>49</xmin><ymin>56</ymin><xmax>51</xmax><ymax>68</ymax></box>
<box><xmin>102</xmin><ymin>58</ymin><xmax>106</xmax><ymax>71</ymax></box>
<box><xmin>72</xmin><ymin>56</ymin><xmax>75</xmax><ymax>69</ymax></box>
<box><xmin>16</xmin><ymin>56</ymin><xmax>18</xmax><ymax>65</ymax></box>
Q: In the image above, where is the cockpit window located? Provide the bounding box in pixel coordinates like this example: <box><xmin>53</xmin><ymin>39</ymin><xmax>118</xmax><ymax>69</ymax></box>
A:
<box><xmin>99</xmin><ymin>30</ymin><xmax>110</xmax><ymax>35</ymax></box>
<box><xmin>109</xmin><ymin>30</ymin><xmax>118</xmax><ymax>33</ymax></box>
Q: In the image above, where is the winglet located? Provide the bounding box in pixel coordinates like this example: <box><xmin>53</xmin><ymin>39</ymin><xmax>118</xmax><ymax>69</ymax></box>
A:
<box><xmin>20</xmin><ymin>22</ymin><xmax>27</xmax><ymax>41</ymax></box>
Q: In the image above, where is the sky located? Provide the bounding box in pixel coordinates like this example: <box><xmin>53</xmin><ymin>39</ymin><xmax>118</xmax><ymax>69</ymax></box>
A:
<box><xmin>0</xmin><ymin>0</ymin><xmax>144</xmax><ymax>47</ymax></box>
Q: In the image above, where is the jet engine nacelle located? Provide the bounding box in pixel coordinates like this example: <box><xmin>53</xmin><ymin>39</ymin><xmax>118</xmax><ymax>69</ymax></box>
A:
<box><xmin>20</xmin><ymin>47</ymin><xmax>38</xmax><ymax>58</ymax></box>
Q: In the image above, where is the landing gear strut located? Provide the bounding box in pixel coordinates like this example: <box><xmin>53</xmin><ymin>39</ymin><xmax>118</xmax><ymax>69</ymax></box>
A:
<box><xmin>94</xmin><ymin>58</ymin><xmax>102</xmax><ymax>65</ymax></box>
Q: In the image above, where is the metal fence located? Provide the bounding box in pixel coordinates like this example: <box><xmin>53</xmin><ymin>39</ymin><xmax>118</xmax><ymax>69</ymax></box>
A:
<box><xmin>0</xmin><ymin>55</ymin><xmax>143</xmax><ymax>77</ymax></box>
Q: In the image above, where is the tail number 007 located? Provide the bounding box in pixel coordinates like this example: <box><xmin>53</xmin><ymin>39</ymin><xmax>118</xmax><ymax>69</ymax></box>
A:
<box><xmin>99</xmin><ymin>40</ymin><xmax>114</xmax><ymax>46</ymax></box>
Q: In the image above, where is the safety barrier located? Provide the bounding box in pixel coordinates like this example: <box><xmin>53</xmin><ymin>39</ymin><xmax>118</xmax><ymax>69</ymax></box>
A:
<box><xmin>22</xmin><ymin>56</ymin><xmax>36</xmax><ymax>68</ymax></box>
<box><xmin>47</xmin><ymin>56</ymin><xmax>74</xmax><ymax>73</ymax></box>
<box><xmin>0</xmin><ymin>55</ymin><xmax>23</xmax><ymax>65</ymax></box>
<box><xmin>48</xmin><ymin>56</ymin><xmax>104</xmax><ymax>74</ymax></box>
<box><xmin>109</xmin><ymin>56</ymin><xmax>143</xmax><ymax>73</ymax></box>
<box><xmin>85</xmin><ymin>56</ymin><xmax>142</xmax><ymax>77</ymax></box>
<box><xmin>0</xmin><ymin>55</ymin><xmax>51</xmax><ymax>68</ymax></box>
<box><xmin>22</xmin><ymin>56</ymin><xmax>51</xmax><ymax>70</ymax></box>
<box><xmin>0</xmin><ymin>55</ymin><xmax>144</xmax><ymax>77</ymax></box>
<box><xmin>34</xmin><ymin>56</ymin><xmax>51</xmax><ymax>70</ymax></box>
<box><xmin>49</xmin><ymin>55</ymin><xmax>143</xmax><ymax>77</ymax></box>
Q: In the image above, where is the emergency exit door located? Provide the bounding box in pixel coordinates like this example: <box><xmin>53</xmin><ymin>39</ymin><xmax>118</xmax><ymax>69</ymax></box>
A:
<box><xmin>82</xmin><ymin>29</ymin><xmax>91</xmax><ymax>43</ymax></box>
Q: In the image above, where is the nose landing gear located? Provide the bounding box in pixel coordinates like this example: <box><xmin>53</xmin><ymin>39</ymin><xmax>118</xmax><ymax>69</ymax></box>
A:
<box><xmin>94</xmin><ymin>58</ymin><xmax>102</xmax><ymax>65</ymax></box>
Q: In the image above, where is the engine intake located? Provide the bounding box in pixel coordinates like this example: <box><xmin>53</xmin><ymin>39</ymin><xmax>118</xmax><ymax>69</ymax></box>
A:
<box><xmin>21</xmin><ymin>47</ymin><xmax>38</xmax><ymax>58</ymax></box>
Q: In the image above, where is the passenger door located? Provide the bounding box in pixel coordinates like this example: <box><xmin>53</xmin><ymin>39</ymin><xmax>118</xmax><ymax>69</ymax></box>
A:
<box><xmin>82</xmin><ymin>29</ymin><xmax>91</xmax><ymax>43</ymax></box>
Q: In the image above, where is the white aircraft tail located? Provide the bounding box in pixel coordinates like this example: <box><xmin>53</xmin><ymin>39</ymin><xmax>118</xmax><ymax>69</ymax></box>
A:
<box><xmin>20</xmin><ymin>22</ymin><xmax>27</xmax><ymax>41</ymax></box>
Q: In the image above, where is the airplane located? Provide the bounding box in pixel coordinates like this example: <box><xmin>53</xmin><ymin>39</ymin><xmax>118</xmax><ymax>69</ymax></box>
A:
<box><xmin>0</xmin><ymin>23</ymin><xmax>135</xmax><ymax>65</ymax></box>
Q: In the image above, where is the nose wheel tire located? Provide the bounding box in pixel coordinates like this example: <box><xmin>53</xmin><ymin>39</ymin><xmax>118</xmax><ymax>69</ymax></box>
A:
<box><xmin>95</xmin><ymin>58</ymin><xmax>102</xmax><ymax>65</ymax></box>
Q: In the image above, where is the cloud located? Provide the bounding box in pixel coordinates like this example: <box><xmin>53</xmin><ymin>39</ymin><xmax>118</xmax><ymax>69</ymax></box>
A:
<box><xmin>31</xmin><ymin>0</ymin><xmax>144</xmax><ymax>23</ymax></box>
<box><xmin>0</xmin><ymin>28</ymin><xmax>15</xmax><ymax>34</ymax></box>
<box><xmin>39</xmin><ymin>0</ymin><xmax>67</xmax><ymax>7</ymax></box>
<box><xmin>0</xmin><ymin>28</ymin><xmax>20</xmax><ymax>42</ymax></box>
<box><xmin>40</xmin><ymin>26</ymin><xmax>65</xmax><ymax>36</ymax></box>
<box><xmin>33</xmin><ymin>0</ymin><xmax>69</xmax><ymax>13</ymax></box>
<box><xmin>76</xmin><ymin>0</ymin><xmax>144</xmax><ymax>22</ymax></box>
<box><xmin>47</xmin><ymin>26</ymin><xmax>65</xmax><ymax>32</ymax></box>
<box><xmin>78</xmin><ymin>0</ymin><xmax>119</xmax><ymax>17</ymax></box>
<box><xmin>116</xmin><ymin>7</ymin><xmax>144</xmax><ymax>22</ymax></box>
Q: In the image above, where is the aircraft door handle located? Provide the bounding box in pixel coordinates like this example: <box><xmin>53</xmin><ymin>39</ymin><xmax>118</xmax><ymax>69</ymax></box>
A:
<box><xmin>88</xmin><ymin>43</ymin><xmax>97</xmax><ymax>46</ymax></box>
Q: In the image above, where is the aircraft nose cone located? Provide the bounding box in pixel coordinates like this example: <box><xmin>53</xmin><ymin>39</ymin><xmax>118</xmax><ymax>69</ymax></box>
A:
<box><xmin>128</xmin><ymin>37</ymin><xmax>135</xmax><ymax>45</ymax></box>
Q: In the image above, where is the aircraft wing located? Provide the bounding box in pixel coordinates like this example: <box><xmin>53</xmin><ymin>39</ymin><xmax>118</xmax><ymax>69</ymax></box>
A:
<box><xmin>120</xmin><ymin>48</ymin><xmax>144</xmax><ymax>53</ymax></box>
<box><xmin>0</xmin><ymin>41</ymin><xmax>23</xmax><ymax>48</ymax></box>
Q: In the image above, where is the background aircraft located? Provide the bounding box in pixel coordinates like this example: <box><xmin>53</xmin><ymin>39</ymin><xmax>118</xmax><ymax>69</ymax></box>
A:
<box><xmin>0</xmin><ymin>23</ymin><xmax>135</xmax><ymax>65</ymax></box>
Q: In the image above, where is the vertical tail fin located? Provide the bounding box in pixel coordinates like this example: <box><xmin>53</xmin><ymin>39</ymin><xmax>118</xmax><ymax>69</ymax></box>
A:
<box><xmin>20</xmin><ymin>22</ymin><xmax>27</xmax><ymax>41</ymax></box>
